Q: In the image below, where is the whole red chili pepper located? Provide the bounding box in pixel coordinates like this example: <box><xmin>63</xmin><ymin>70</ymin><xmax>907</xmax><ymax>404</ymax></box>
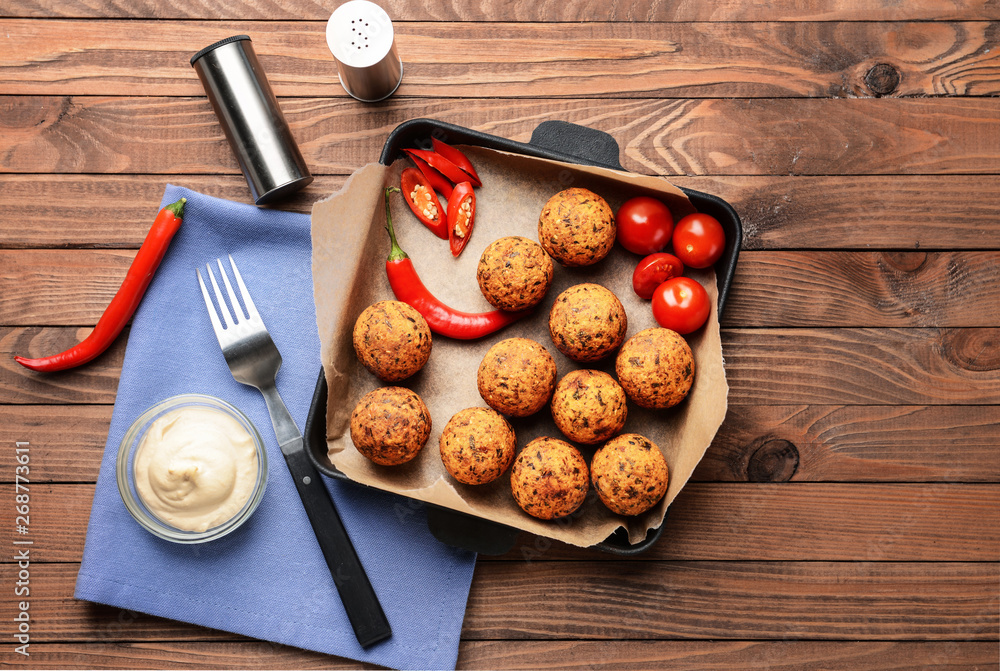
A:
<box><xmin>384</xmin><ymin>187</ymin><xmax>526</xmax><ymax>339</ymax></box>
<box><xmin>15</xmin><ymin>198</ymin><xmax>186</xmax><ymax>372</ymax></box>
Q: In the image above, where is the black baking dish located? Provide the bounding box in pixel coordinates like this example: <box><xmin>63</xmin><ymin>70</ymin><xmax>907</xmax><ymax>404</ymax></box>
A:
<box><xmin>305</xmin><ymin>118</ymin><xmax>742</xmax><ymax>556</ymax></box>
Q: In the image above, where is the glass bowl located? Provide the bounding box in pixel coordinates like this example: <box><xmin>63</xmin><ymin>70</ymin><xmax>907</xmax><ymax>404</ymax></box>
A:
<box><xmin>116</xmin><ymin>394</ymin><xmax>268</xmax><ymax>543</ymax></box>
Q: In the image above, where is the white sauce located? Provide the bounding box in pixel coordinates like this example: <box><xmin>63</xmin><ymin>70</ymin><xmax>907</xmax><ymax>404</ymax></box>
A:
<box><xmin>134</xmin><ymin>406</ymin><xmax>258</xmax><ymax>532</ymax></box>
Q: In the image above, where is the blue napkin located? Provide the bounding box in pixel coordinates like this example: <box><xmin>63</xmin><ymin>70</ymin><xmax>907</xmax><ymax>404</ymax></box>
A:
<box><xmin>75</xmin><ymin>185</ymin><xmax>477</xmax><ymax>670</ymax></box>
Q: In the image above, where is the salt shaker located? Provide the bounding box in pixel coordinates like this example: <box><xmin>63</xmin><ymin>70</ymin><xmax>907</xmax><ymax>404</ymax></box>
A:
<box><xmin>326</xmin><ymin>1</ymin><xmax>403</xmax><ymax>102</ymax></box>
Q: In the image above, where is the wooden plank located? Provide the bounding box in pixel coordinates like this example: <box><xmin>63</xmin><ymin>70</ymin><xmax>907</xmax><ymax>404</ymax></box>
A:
<box><xmin>3</xmin><ymin>20</ymin><xmax>999</xmax><ymax>98</ymax></box>
<box><xmin>673</xmin><ymin>175</ymin><xmax>1000</xmax><ymax>252</ymax></box>
<box><xmin>3</xmin><ymin>562</ymin><xmax>994</xmax><ymax>640</ymax></box>
<box><xmin>464</xmin><ymin>641</ymin><xmax>999</xmax><ymax>670</ymax></box>
<box><xmin>3</xmin><ymin>327</ymin><xmax>998</xmax><ymax>405</ymax></box>
<box><xmin>697</xmin><ymin>405</ymin><xmax>1000</xmax><ymax>482</ymax></box>
<box><xmin>0</xmin><ymin>175</ymin><xmax>345</xmax><ymax>248</ymax></box>
<box><xmin>4</xmin><ymin>249</ymin><xmax>999</xmax><ymax>327</ymax></box>
<box><xmin>4</xmin><ymin>404</ymin><xmax>998</xmax><ymax>484</ymax></box>
<box><xmin>505</xmin><ymin>483</ymin><xmax>1000</xmax><ymax>562</ymax></box>
<box><xmin>5</xmin><ymin>483</ymin><xmax>996</xmax><ymax>563</ymax></box>
<box><xmin>0</xmin><ymin>327</ymin><xmax>126</xmax><ymax>404</ymax></box>
<box><xmin>463</xmin><ymin>562</ymin><xmax>1000</xmax><ymax>640</ymax></box>
<box><xmin>723</xmin><ymin>328</ymin><xmax>1000</xmax><ymax>405</ymax></box>
<box><xmin>2</xmin><ymin>175</ymin><xmax>1000</xmax><ymax>251</ymax></box>
<box><xmin>0</xmin><ymin>406</ymin><xmax>110</xmax><ymax>482</ymax></box>
<box><xmin>4</xmin><ymin>641</ymin><xmax>997</xmax><ymax>670</ymax></box>
<box><xmin>725</xmin><ymin>251</ymin><xmax>1000</xmax><ymax>328</ymax></box>
<box><xmin>1</xmin><ymin>96</ymin><xmax>998</xmax><ymax>176</ymax></box>
<box><xmin>4</xmin><ymin>0</ymin><xmax>999</xmax><ymax>21</ymax></box>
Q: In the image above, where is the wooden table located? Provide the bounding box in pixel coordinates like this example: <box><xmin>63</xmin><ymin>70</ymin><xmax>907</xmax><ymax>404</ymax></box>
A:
<box><xmin>2</xmin><ymin>1</ymin><xmax>999</xmax><ymax>669</ymax></box>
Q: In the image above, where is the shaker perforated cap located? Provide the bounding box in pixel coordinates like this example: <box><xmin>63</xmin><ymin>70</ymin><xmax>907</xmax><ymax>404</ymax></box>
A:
<box><xmin>326</xmin><ymin>0</ymin><xmax>403</xmax><ymax>102</ymax></box>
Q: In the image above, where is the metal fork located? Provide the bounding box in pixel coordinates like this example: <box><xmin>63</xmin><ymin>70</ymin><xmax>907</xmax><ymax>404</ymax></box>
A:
<box><xmin>198</xmin><ymin>255</ymin><xmax>391</xmax><ymax>648</ymax></box>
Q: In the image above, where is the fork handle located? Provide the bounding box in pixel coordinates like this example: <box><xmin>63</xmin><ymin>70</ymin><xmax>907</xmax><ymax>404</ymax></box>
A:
<box><xmin>281</xmin><ymin>437</ymin><xmax>393</xmax><ymax>648</ymax></box>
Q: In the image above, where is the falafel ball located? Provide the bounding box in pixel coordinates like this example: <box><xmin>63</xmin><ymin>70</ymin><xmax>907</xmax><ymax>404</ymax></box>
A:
<box><xmin>548</xmin><ymin>283</ymin><xmax>627</xmax><ymax>362</ymax></box>
<box><xmin>550</xmin><ymin>369</ymin><xmax>628</xmax><ymax>445</ymax></box>
<box><xmin>350</xmin><ymin>386</ymin><xmax>431</xmax><ymax>466</ymax></box>
<box><xmin>439</xmin><ymin>407</ymin><xmax>517</xmax><ymax>485</ymax></box>
<box><xmin>591</xmin><ymin>433</ymin><xmax>669</xmax><ymax>516</ymax></box>
<box><xmin>477</xmin><ymin>236</ymin><xmax>554</xmax><ymax>311</ymax></box>
<box><xmin>537</xmin><ymin>188</ymin><xmax>616</xmax><ymax>267</ymax></box>
<box><xmin>510</xmin><ymin>437</ymin><xmax>590</xmax><ymax>520</ymax></box>
<box><xmin>477</xmin><ymin>337</ymin><xmax>557</xmax><ymax>417</ymax></box>
<box><xmin>352</xmin><ymin>300</ymin><xmax>432</xmax><ymax>382</ymax></box>
<box><xmin>615</xmin><ymin>328</ymin><xmax>694</xmax><ymax>409</ymax></box>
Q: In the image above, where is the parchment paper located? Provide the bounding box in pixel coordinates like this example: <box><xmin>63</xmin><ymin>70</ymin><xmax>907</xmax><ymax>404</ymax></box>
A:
<box><xmin>311</xmin><ymin>146</ymin><xmax>729</xmax><ymax>548</ymax></box>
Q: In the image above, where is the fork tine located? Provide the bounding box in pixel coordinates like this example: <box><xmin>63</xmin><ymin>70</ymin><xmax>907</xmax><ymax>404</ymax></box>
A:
<box><xmin>197</xmin><ymin>268</ymin><xmax>226</xmax><ymax>337</ymax></box>
<box><xmin>217</xmin><ymin>257</ymin><xmax>246</xmax><ymax>322</ymax></box>
<box><xmin>206</xmin><ymin>261</ymin><xmax>235</xmax><ymax>328</ymax></box>
<box><xmin>227</xmin><ymin>254</ymin><xmax>261</xmax><ymax>322</ymax></box>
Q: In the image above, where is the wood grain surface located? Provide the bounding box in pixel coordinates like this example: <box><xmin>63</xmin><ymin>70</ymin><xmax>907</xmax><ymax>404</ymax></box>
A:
<box><xmin>4</xmin><ymin>0</ymin><xmax>1000</xmax><ymax>22</ymax></box>
<box><xmin>1</xmin><ymin>2</ymin><xmax>998</xmax><ymax>669</ymax></box>
<box><xmin>2</xmin><ymin>20</ymin><xmax>998</xmax><ymax>98</ymax></box>
<box><xmin>3</xmin><ymin>482</ymin><xmax>997</xmax><ymax>562</ymax></box>
<box><xmin>0</xmin><ymin>562</ymin><xmax>995</xmax><ymax>641</ymax></box>
<box><xmin>5</xmin><ymin>404</ymin><xmax>999</xmax><ymax>483</ymax></box>
<box><xmin>2</xmin><ymin>96</ymin><xmax>1000</xmax><ymax>176</ymax></box>
<box><xmin>5</xmin><ymin>641</ymin><xmax>998</xmax><ymax>670</ymax></box>
<box><xmin>1</xmin><ymin>174</ymin><xmax>999</xmax><ymax>250</ymax></box>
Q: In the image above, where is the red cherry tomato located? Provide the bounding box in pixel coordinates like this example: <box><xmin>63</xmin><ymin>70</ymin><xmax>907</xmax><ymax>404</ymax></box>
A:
<box><xmin>672</xmin><ymin>213</ymin><xmax>726</xmax><ymax>269</ymax></box>
<box><xmin>616</xmin><ymin>196</ymin><xmax>674</xmax><ymax>255</ymax></box>
<box><xmin>632</xmin><ymin>253</ymin><xmax>684</xmax><ymax>300</ymax></box>
<box><xmin>651</xmin><ymin>277</ymin><xmax>710</xmax><ymax>334</ymax></box>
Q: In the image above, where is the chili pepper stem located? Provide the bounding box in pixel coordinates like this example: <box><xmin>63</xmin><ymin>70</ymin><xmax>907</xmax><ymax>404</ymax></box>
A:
<box><xmin>384</xmin><ymin>187</ymin><xmax>409</xmax><ymax>262</ymax></box>
<box><xmin>164</xmin><ymin>197</ymin><xmax>187</xmax><ymax>218</ymax></box>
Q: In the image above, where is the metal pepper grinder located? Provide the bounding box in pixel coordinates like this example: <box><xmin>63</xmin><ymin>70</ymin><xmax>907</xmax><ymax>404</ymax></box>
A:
<box><xmin>326</xmin><ymin>0</ymin><xmax>403</xmax><ymax>102</ymax></box>
<box><xmin>191</xmin><ymin>35</ymin><xmax>314</xmax><ymax>205</ymax></box>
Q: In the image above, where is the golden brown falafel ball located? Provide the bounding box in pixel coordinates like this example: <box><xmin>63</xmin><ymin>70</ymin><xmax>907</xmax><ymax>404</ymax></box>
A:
<box><xmin>477</xmin><ymin>236</ymin><xmax>554</xmax><ymax>311</ymax></box>
<box><xmin>350</xmin><ymin>387</ymin><xmax>431</xmax><ymax>466</ymax></box>
<box><xmin>548</xmin><ymin>283</ymin><xmax>628</xmax><ymax>362</ymax></box>
<box><xmin>550</xmin><ymin>369</ymin><xmax>628</xmax><ymax>445</ymax></box>
<box><xmin>591</xmin><ymin>433</ymin><xmax>669</xmax><ymax>516</ymax></box>
<box><xmin>477</xmin><ymin>338</ymin><xmax>557</xmax><ymax>417</ymax></box>
<box><xmin>510</xmin><ymin>437</ymin><xmax>590</xmax><ymax>520</ymax></box>
<box><xmin>537</xmin><ymin>188</ymin><xmax>616</xmax><ymax>267</ymax></box>
<box><xmin>352</xmin><ymin>300</ymin><xmax>432</xmax><ymax>382</ymax></box>
<box><xmin>439</xmin><ymin>407</ymin><xmax>517</xmax><ymax>485</ymax></box>
<box><xmin>615</xmin><ymin>328</ymin><xmax>694</xmax><ymax>409</ymax></box>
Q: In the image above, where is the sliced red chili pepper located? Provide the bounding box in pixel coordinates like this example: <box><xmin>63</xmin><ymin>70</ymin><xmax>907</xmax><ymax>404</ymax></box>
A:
<box><xmin>15</xmin><ymin>198</ymin><xmax>186</xmax><ymax>372</ymax></box>
<box><xmin>447</xmin><ymin>182</ymin><xmax>476</xmax><ymax>257</ymax></box>
<box><xmin>404</xmin><ymin>148</ymin><xmax>471</xmax><ymax>187</ymax></box>
<box><xmin>400</xmin><ymin>168</ymin><xmax>447</xmax><ymax>240</ymax></box>
<box><xmin>384</xmin><ymin>187</ymin><xmax>526</xmax><ymax>339</ymax></box>
<box><xmin>406</xmin><ymin>151</ymin><xmax>453</xmax><ymax>200</ymax></box>
<box><xmin>431</xmin><ymin>138</ymin><xmax>482</xmax><ymax>187</ymax></box>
